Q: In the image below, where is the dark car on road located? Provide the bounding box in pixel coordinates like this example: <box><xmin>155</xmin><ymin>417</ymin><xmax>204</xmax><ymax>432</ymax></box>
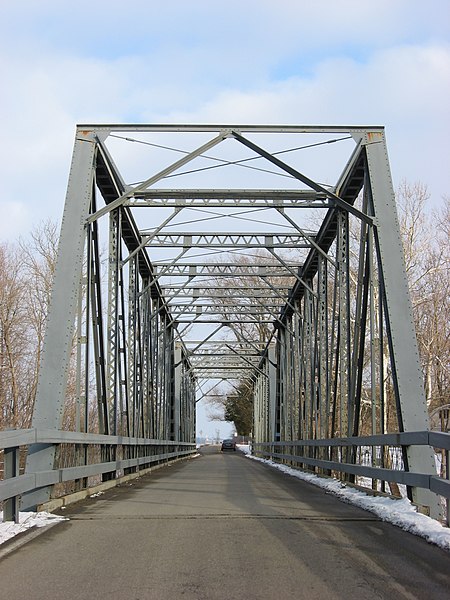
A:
<box><xmin>221</xmin><ymin>438</ymin><xmax>237</xmax><ymax>451</ymax></box>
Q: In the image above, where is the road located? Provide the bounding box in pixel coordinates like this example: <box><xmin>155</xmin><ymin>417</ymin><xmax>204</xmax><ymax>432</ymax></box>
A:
<box><xmin>1</xmin><ymin>446</ymin><xmax>449</xmax><ymax>599</ymax></box>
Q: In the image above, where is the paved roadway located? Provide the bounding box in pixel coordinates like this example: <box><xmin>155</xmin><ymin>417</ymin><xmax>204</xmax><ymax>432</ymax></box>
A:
<box><xmin>1</xmin><ymin>446</ymin><xmax>449</xmax><ymax>599</ymax></box>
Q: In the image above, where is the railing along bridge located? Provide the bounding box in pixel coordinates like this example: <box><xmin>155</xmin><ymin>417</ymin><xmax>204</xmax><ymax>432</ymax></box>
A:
<box><xmin>1</xmin><ymin>125</ymin><xmax>449</xmax><ymax>523</ymax></box>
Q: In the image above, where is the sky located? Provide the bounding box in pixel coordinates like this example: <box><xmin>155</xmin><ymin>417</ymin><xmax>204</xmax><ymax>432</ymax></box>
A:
<box><xmin>1</xmin><ymin>1</ymin><xmax>449</xmax><ymax>436</ymax></box>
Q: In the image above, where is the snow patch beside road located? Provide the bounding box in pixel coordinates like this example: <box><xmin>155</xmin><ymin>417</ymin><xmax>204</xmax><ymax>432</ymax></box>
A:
<box><xmin>239</xmin><ymin>445</ymin><xmax>450</xmax><ymax>552</ymax></box>
<box><xmin>0</xmin><ymin>511</ymin><xmax>68</xmax><ymax>546</ymax></box>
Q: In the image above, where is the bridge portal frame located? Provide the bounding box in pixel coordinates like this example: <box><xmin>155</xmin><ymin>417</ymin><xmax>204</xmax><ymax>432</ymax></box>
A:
<box><xmin>19</xmin><ymin>124</ymin><xmax>441</xmax><ymax>517</ymax></box>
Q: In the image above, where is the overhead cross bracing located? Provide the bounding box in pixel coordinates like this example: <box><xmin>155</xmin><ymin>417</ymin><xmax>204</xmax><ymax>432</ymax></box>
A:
<box><xmin>23</xmin><ymin>124</ymin><xmax>442</xmax><ymax>518</ymax></box>
<box><xmin>129</xmin><ymin>189</ymin><xmax>331</xmax><ymax>208</ymax></box>
<box><xmin>139</xmin><ymin>232</ymin><xmax>316</xmax><ymax>248</ymax></box>
<box><xmin>153</xmin><ymin>263</ymin><xmax>300</xmax><ymax>276</ymax></box>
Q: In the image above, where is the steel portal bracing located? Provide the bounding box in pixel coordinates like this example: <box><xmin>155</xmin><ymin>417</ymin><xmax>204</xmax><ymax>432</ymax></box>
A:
<box><xmin>22</xmin><ymin>124</ymin><xmax>441</xmax><ymax>517</ymax></box>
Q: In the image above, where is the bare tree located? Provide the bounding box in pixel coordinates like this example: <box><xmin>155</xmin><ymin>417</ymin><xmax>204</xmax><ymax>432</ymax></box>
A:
<box><xmin>209</xmin><ymin>250</ymin><xmax>295</xmax><ymax>345</ymax></box>
<box><xmin>397</xmin><ymin>185</ymin><xmax>449</xmax><ymax>413</ymax></box>
<box><xmin>0</xmin><ymin>243</ymin><xmax>30</xmax><ymax>427</ymax></box>
<box><xmin>0</xmin><ymin>221</ymin><xmax>59</xmax><ymax>429</ymax></box>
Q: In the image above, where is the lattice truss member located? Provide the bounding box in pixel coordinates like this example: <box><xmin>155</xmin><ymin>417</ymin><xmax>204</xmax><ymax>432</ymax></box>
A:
<box><xmin>26</xmin><ymin>124</ymin><xmax>440</xmax><ymax>516</ymax></box>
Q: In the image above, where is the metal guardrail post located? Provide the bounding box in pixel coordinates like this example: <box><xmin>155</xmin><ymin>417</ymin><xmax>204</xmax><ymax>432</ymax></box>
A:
<box><xmin>4</xmin><ymin>445</ymin><xmax>20</xmax><ymax>523</ymax></box>
<box><xmin>446</xmin><ymin>447</ymin><xmax>449</xmax><ymax>527</ymax></box>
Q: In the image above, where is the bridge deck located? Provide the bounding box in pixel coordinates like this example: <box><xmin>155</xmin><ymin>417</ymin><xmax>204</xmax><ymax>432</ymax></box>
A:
<box><xmin>1</xmin><ymin>449</ymin><xmax>449</xmax><ymax>599</ymax></box>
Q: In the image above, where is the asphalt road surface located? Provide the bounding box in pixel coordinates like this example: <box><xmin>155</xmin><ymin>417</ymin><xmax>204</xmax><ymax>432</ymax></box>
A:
<box><xmin>1</xmin><ymin>446</ymin><xmax>449</xmax><ymax>599</ymax></box>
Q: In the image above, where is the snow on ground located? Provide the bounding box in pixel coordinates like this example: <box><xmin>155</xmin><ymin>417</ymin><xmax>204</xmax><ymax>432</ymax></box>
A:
<box><xmin>0</xmin><ymin>511</ymin><xmax>68</xmax><ymax>546</ymax></box>
<box><xmin>237</xmin><ymin>444</ymin><xmax>450</xmax><ymax>552</ymax></box>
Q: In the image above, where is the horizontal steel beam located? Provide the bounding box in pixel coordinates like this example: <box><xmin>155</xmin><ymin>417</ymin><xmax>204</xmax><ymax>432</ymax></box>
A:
<box><xmin>176</xmin><ymin>319</ymin><xmax>275</xmax><ymax>324</ymax></box>
<box><xmin>169</xmin><ymin>301</ymin><xmax>283</xmax><ymax>308</ymax></box>
<box><xmin>1</xmin><ymin>450</ymin><xmax>195</xmax><ymax>503</ymax></box>
<box><xmin>193</xmin><ymin>357</ymin><xmax>257</xmax><ymax>365</ymax></box>
<box><xmin>191</xmin><ymin>355</ymin><xmax>261</xmax><ymax>361</ymax></box>
<box><xmin>192</xmin><ymin>358</ymin><xmax>260</xmax><ymax>364</ymax></box>
<box><xmin>172</xmin><ymin>309</ymin><xmax>281</xmax><ymax>315</ymax></box>
<box><xmin>154</xmin><ymin>264</ymin><xmax>299</xmax><ymax>277</ymax></box>
<box><xmin>161</xmin><ymin>283</ymin><xmax>292</xmax><ymax>293</ymax></box>
<box><xmin>195</xmin><ymin>370</ymin><xmax>253</xmax><ymax>375</ymax></box>
<box><xmin>129</xmin><ymin>189</ymin><xmax>330</xmax><ymax>208</ymax></box>
<box><xmin>2</xmin><ymin>428</ymin><xmax>447</xmax><ymax>452</ymax></box>
<box><xmin>254</xmin><ymin>431</ymin><xmax>450</xmax><ymax>450</ymax></box>
<box><xmin>79</xmin><ymin>124</ymin><xmax>384</xmax><ymax>134</ymax></box>
<box><xmin>193</xmin><ymin>349</ymin><xmax>261</xmax><ymax>355</ymax></box>
<box><xmin>130</xmin><ymin>199</ymin><xmax>330</xmax><ymax>208</ymax></box>
<box><xmin>182</xmin><ymin>341</ymin><xmax>271</xmax><ymax>347</ymax></box>
<box><xmin>165</xmin><ymin>290</ymin><xmax>284</xmax><ymax>308</ymax></box>
<box><xmin>141</xmin><ymin>232</ymin><xmax>315</xmax><ymax>248</ymax></box>
<box><xmin>258</xmin><ymin>451</ymin><xmax>434</xmax><ymax>490</ymax></box>
<box><xmin>166</xmin><ymin>292</ymin><xmax>286</xmax><ymax>300</ymax></box>
<box><xmin>134</xmin><ymin>189</ymin><xmax>326</xmax><ymax>199</ymax></box>
<box><xmin>0</xmin><ymin>428</ymin><xmax>196</xmax><ymax>450</ymax></box>
<box><xmin>196</xmin><ymin>365</ymin><xmax>254</xmax><ymax>370</ymax></box>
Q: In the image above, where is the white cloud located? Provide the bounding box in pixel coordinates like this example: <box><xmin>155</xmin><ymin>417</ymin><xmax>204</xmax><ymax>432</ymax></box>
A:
<box><xmin>160</xmin><ymin>43</ymin><xmax>450</xmax><ymax>200</ymax></box>
<box><xmin>0</xmin><ymin>4</ymin><xmax>449</xmax><ymax>240</ymax></box>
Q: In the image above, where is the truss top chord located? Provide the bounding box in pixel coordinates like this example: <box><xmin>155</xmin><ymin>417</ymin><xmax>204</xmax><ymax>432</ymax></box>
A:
<box><xmin>78</xmin><ymin>123</ymin><xmax>385</xmax><ymax>135</ymax></box>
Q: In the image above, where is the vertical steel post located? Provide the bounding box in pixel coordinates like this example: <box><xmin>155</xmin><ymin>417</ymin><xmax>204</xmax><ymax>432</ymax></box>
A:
<box><xmin>107</xmin><ymin>208</ymin><xmax>120</xmax><ymax>436</ymax></box>
<box><xmin>173</xmin><ymin>346</ymin><xmax>182</xmax><ymax>441</ymax></box>
<box><xmin>337</xmin><ymin>211</ymin><xmax>350</xmax><ymax>438</ymax></box>
<box><xmin>317</xmin><ymin>256</ymin><xmax>329</xmax><ymax>439</ymax></box>
<box><xmin>365</xmin><ymin>132</ymin><xmax>442</xmax><ymax>518</ymax></box>
<box><xmin>23</xmin><ymin>131</ymin><xmax>96</xmax><ymax>510</ymax></box>
<box><xmin>128</xmin><ymin>255</ymin><xmax>137</xmax><ymax>437</ymax></box>
<box><xmin>4</xmin><ymin>445</ymin><xmax>20</xmax><ymax>522</ymax></box>
<box><xmin>268</xmin><ymin>347</ymin><xmax>277</xmax><ymax>443</ymax></box>
<box><xmin>304</xmin><ymin>284</ymin><xmax>314</xmax><ymax>440</ymax></box>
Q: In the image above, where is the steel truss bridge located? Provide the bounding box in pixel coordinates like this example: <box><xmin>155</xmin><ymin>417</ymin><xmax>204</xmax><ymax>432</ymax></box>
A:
<box><xmin>1</xmin><ymin>125</ymin><xmax>449</xmax><ymax>522</ymax></box>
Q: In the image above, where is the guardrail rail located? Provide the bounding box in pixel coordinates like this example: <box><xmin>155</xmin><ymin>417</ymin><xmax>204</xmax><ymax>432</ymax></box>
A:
<box><xmin>253</xmin><ymin>431</ymin><xmax>450</xmax><ymax>526</ymax></box>
<box><xmin>0</xmin><ymin>429</ymin><xmax>197</xmax><ymax>523</ymax></box>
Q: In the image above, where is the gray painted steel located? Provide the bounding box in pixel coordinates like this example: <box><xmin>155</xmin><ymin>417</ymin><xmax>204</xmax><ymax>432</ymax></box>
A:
<box><xmin>364</xmin><ymin>134</ymin><xmax>439</xmax><ymax>514</ymax></box>
<box><xmin>23</xmin><ymin>134</ymin><xmax>96</xmax><ymax>509</ymax></box>
<box><xmin>4</xmin><ymin>123</ymin><xmax>441</xmax><ymax>520</ymax></box>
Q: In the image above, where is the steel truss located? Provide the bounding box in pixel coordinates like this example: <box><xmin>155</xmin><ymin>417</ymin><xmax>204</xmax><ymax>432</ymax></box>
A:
<box><xmin>21</xmin><ymin>124</ymin><xmax>440</xmax><ymax>517</ymax></box>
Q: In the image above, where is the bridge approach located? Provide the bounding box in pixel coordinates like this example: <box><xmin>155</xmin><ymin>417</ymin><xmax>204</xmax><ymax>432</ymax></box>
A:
<box><xmin>1</xmin><ymin>447</ymin><xmax>450</xmax><ymax>600</ymax></box>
